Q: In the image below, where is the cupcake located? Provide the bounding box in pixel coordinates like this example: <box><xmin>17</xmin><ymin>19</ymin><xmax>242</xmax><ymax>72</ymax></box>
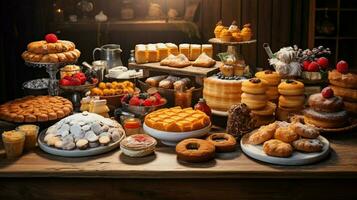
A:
<box><xmin>214</xmin><ymin>20</ymin><xmax>225</xmax><ymax>38</ymax></box>
<box><xmin>220</xmin><ymin>64</ymin><xmax>234</xmax><ymax>77</ymax></box>
<box><xmin>220</xmin><ymin>28</ymin><xmax>232</xmax><ymax>42</ymax></box>
<box><xmin>241</xmin><ymin>24</ymin><xmax>252</xmax><ymax>41</ymax></box>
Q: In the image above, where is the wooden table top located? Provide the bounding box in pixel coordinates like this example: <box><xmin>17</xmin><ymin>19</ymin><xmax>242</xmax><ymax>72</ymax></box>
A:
<box><xmin>129</xmin><ymin>62</ymin><xmax>220</xmax><ymax>77</ymax></box>
<box><xmin>0</xmin><ymin>125</ymin><xmax>356</xmax><ymax>179</ymax></box>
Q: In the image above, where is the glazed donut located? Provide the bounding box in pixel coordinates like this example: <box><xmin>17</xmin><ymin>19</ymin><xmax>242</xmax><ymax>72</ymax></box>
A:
<box><xmin>274</xmin><ymin>126</ymin><xmax>299</xmax><ymax>143</ymax></box>
<box><xmin>303</xmin><ymin>108</ymin><xmax>348</xmax><ymax>128</ymax></box>
<box><xmin>255</xmin><ymin>70</ymin><xmax>282</xmax><ymax>86</ymax></box>
<box><xmin>278</xmin><ymin>80</ymin><xmax>304</xmax><ymax>96</ymax></box>
<box><xmin>251</xmin><ymin>101</ymin><xmax>276</xmax><ymax>116</ymax></box>
<box><xmin>279</xmin><ymin>95</ymin><xmax>305</xmax><ymax>108</ymax></box>
<box><xmin>328</xmin><ymin>69</ymin><xmax>357</xmax><ymax>89</ymax></box>
<box><xmin>330</xmin><ymin>85</ymin><xmax>357</xmax><ymax>102</ymax></box>
<box><xmin>248</xmin><ymin>122</ymin><xmax>277</xmax><ymax>145</ymax></box>
<box><xmin>263</xmin><ymin>139</ymin><xmax>293</xmax><ymax>158</ymax></box>
<box><xmin>308</xmin><ymin>93</ymin><xmax>344</xmax><ymax>112</ymax></box>
<box><xmin>344</xmin><ymin>100</ymin><xmax>357</xmax><ymax>115</ymax></box>
<box><xmin>242</xmin><ymin>78</ymin><xmax>267</xmax><ymax>94</ymax></box>
<box><xmin>241</xmin><ymin>93</ymin><xmax>268</xmax><ymax>110</ymax></box>
<box><xmin>289</xmin><ymin>122</ymin><xmax>319</xmax><ymax>139</ymax></box>
<box><xmin>206</xmin><ymin>133</ymin><xmax>236</xmax><ymax>152</ymax></box>
<box><xmin>266</xmin><ymin>86</ymin><xmax>279</xmax><ymax>100</ymax></box>
<box><xmin>292</xmin><ymin>138</ymin><xmax>323</xmax><ymax>153</ymax></box>
<box><xmin>176</xmin><ymin>139</ymin><xmax>215</xmax><ymax>163</ymax></box>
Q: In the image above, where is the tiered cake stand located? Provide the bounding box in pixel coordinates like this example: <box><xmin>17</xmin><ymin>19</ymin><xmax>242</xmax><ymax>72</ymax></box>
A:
<box><xmin>25</xmin><ymin>61</ymin><xmax>77</xmax><ymax>96</ymax></box>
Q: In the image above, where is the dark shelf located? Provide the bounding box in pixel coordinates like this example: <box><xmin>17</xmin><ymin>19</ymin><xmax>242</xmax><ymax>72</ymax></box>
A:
<box><xmin>316</xmin><ymin>8</ymin><xmax>357</xmax><ymax>11</ymax></box>
<box><xmin>315</xmin><ymin>36</ymin><xmax>357</xmax><ymax>40</ymax></box>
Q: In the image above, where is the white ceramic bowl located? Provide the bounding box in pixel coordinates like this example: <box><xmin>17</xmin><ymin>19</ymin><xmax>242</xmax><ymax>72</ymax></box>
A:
<box><xmin>143</xmin><ymin>123</ymin><xmax>211</xmax><ymax>146</ymax></box>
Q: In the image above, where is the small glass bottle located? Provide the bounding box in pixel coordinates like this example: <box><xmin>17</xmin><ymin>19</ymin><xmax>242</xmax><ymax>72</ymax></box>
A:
<box><xmin>128</xmin><ymin>50</ymin><xmax>136</xmax><ymax>64</ymax></box>
<box><xmin>194</xmin><ymin>98</ymin><xmax>212</xmax><ymax>117</ymax></box>
<box><xmin>123</xmin><ymin>118</ymin><xmax>141</xmax><ymax>136</ymax></box>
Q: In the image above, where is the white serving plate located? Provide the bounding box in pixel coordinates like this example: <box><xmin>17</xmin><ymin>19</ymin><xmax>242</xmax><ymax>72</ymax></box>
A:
<box><xmin>38</xmin><ymin>129</ymin><xmax>125</xmax><ymax>157</ymax></box>
<box><xmin>143</xmin><ymin>123</ymin><xmax>211</xmax><ymax>146</ymax></box>
<box><xmin>240</xmin><ymin>130</ymin><xmax>330</xmax><ymax>166</ymax></box>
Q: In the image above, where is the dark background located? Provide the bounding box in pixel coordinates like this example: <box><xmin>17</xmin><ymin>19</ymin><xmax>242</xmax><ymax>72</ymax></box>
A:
<box><xmin>0</xmin><ymin>0</ymin><xmax>311</xmax><ymax>104</ymax></box>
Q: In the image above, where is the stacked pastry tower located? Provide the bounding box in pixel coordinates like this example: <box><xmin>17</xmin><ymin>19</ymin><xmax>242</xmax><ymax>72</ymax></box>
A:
<box><xmin>241</xmin><ymin>78</ymin><xmax>276</xmax><ymax>127</ymax></box>
<box><xmin>255</xmin><ymin>70</ymin><xmax>281</xmax><ymax>103</ymax></box>
<box><xmin>276</xmin><ymin>80</ymin><xmax>305</xmax><ymax>121</ymax></box>
<box><xmin>80</xmin><ymin>96</ymin><xmax>110</xmax><ymax>118</ymax></box>
<box><xmin>328</xmin><ymin>68</ymin><xmax>357</xmax><ymax>116</ymax></box>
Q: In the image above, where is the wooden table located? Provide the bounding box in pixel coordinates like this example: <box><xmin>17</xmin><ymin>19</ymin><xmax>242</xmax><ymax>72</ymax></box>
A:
<box><xmin>0</xmin><ymin>125</ymin><xmax>357</xmax><ymax>200</ymax></box>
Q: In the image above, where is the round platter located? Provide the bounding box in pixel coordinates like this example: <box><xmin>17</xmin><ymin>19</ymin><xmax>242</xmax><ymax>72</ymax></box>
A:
<box><xmin>240</xmin><ymin>130</ymin><xmax>330</xmax><ymax>166</ymax></box>
<box><xmin>208</xmin><ymin>38</ymin><xmax>257</xmax><ymax>45</ymax></box>
<box><xmin>211</xmin><ymin>109</ymin><xmax>228</xmax><ymax>117</ymax></box>
<box><xmin>38</xmin><ymin>129</ymin><xmax>125</xmax><ymax>157</ymax></box>
<box><xmin>60</xmin><ymin>83</ymin><xmax>97</xmax><ymax>92</ymax></box>
<box><xmin>143</xmin><ymin>123</ymin><xmax>211</xmax><ymax>146</ymax></box>
<box><xmin>294</xmin><ymin>115</ymin><xmax>357</xmax><ymax>133</ymax></box>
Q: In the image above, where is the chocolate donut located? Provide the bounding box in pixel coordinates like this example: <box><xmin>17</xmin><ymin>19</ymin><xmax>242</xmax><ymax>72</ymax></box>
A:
<box><xmin>206</xmin><ymin>133</ymin><xmax>236</xmax><ymax>152</ymax></box>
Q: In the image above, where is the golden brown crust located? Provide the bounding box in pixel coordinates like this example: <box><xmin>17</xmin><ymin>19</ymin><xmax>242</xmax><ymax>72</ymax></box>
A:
<box><xmin>250</xmin><ymin>101</ymin><xmax>276</xmax><ymax>116</ymax></box>
<box><xmin>248</xmin><ymin>122</ymin><xmax>277</xmax><ymax>145</ymax></box>
<box><xmin>330</xmin><ymin>85</ymin><xmax>357</xmax><ymax>102</ymax></box>
<box><xmin>241</xmin><ymin>93</ymin><xmax>268</xmax><ymax>110</ymax></box>
<box><xmin>308</xmin><ymin>93</ymin><xmax>344</xmax><ymax>112</ymax></box>
<box><xmin>255</xmin><ymin>70</ymin><xmax>282</xmax><ymax>86</ymax></box>
<box><xmin>292</xmin><ymin>138</ymin><xmax>323</xmax><ymax>152</ymax></box>
<box><xmin>279</xmin><ymin>95</ymin><xmax>305</xmax><ymax>108</ymax></box>
<box><xmin>289</xmin><ymin>122</ymin><xmax>319</xmax><ymax>139</ymax></box>
<box><xmin>274</xmin><ymin>127</ymin><xmax>299</xmax><ymax>143</ymax></box>
<box><xmin>328</xmin><ymin>69</ymin><xmax>357</xmax><ymax>89</ymax></box>
<box><xmin>176</xmin><ymin>139</ymin><xmax>215</xmax><ymax>162</ymax></box>
<box><xmin>263</xmin><ymin>139</ymin><xmax>293</xmax><ymax>157</ymax></box>
<box><xmin>22</xmin><ymin>49</ymin><xmax>80</xmax><ymax>63</ymax></box>
<box><xmin>278</xmin><ymin>80</ymin><xmax>304</xmax><ymax>96</ymax></box>
<box><xmin>206</xmin><ymin>133</ymin><xmax>236</xmax><ymax>152</ymax></box>
<box><xmin>27</xmin><ymin>40</ymin><xmax>75</xmax><ymax>54</ymax></box>
<box><xmin>303</xmin><ymin>111</ymin><xmax>347</xmax><ymax>129</ymax></box>
<box><xmin>344</xmin><ymin>100</ymin><xmax>357</xmax><ymax>114</ymax></box>
<box><xmin>242</xmin><ymin>78</ymin><xmax>268</xmax><ymax>94</ymax></box>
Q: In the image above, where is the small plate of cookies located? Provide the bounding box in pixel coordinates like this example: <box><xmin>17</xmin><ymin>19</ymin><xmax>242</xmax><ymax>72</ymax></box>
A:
<box><xmin>240</xmin><ymin>121</ymin><xmax>330</xmax><ymax>165</ymax></box>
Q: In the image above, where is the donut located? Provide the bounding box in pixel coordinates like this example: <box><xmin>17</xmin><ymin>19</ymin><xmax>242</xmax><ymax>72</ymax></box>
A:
<box><xmin>248</xmin><ymin>122</ymin><xmax>277</xmax><ymax>145</ymax></box>
<box><xmin>328</xmin><ymin>69</ymin><xmax>357</xmax><ymax>89</ymax></box>
<box><xmin>206</xmin><ymin>133</ymin><xmax>236</xmax><ymax>152</ymax></box>
<box><xmin>250</xmin><ymin>101</ymin><xmax>276</xmax><ymax>116</ymax></box>
<box><xmin>252</xmin><ymin>115</ymin><xmax>276</xmax><ymax>128</ymax></box>
<box><xmin>242</xmin><ymin>78</ymin><xmax>267</xmax><ymax>94</ymax></box>
<box><xmin>241</xmin><ymin>93</ymin><xmax>268</xmax><ymax>110</ymax></box>
<box><xmin>344</xmin><ymin>100</ymin><xmax>357</xmax><ymax>115</ymax></box>
<box><xmin>308</xmin><ymin>93</ymin><xmax>344</xmax><ymax>112</ymax></box>
<box><xmin>255</xmin><ymin>70</ymin><xmax>281</xmax><ymax>86</ymax></box>
<box><xmin>303</xmin><ymin>108</ymin><xmax>348</xmax><ymax>128</ymax></box>
<box><xmin>266</xmin><ymin>86</ymin><xmax>279</xmax><ymax>100</ymax></box>
<box><xmin>176</xmin><ymin>139</ymin><xmax>215</xmax><ymax>163</ymax></box>
<box><xmin>289</xmin><ymin>122</ymin><xmax>319</xmax><ymax>139</ymax></box>
<box><xmin>330</xmin><ymin>85</ymin><xmax>357</xmax><ymax>102</ymax></box>
<box><xmin>274</xmin><ymin>126</ymin><xmax>299</xmax><ymax>143</ymax></box>
<box><xmin>292</xmin><ymin>138</ymin><xmax>323</xmax><ymax>152</ymax></box>
<box><xmin>263</xmin><ymin>139</ymin><xmax>293</xmax><ymax>157</ymax></box>
<box><xmin>279</xmin><ymin>95</ymin><xmax>305</xmax><ymax>108</ymax></box>
<box><xmin>278</xmin><ymin>80</ymin><xmax>304</xmax><ymax>96</ymax></box>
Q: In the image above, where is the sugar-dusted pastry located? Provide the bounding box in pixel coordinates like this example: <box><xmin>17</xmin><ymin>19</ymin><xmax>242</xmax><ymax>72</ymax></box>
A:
<box><xmin>135</xmin><ymin>44</ymin><xmax>147</xmax><ymax>64</ymax></box>
<box><xmin>159</xmin><ymin>75</ymin><xmax>180</xmax><ymax>89</ymax></box>
<box><xmin>242</xmin><ymin>78</ymin><xmax>268</xmax><ymax>94</ymax></box>
<box><xmin>220</xmin><ymin>28</ymin><xmax>232</xmax><ymax>42</ymax></box>
<box><xmin>278</xmin><ymin>80</ymin><xmax>305</xmax><ymax>96</ymax></box>
<box><xmin>156</xmin><ymin>43</ymin><xmax>169</xmax><ymax>61</ymax></box>
<box><xmin>214</xmin><ymin>20</ymin><xmax>225</xmax><ymax>38</ymax></box>
<box><xmin>240</xmin><ymin>24</ymin><xmax>253</xmax><ymax>41</ymax></box>
<box><xmin>120</xmin><ymin>134</ymin><xmax>157</xmax><ymax>157</ymax></box>
<box><xmin>179</xmin><ymin>44</ymin><xmax>190</xmax><ymax>58</ymax></box>
<box><xmin>192</xmin><ymin>52</ymin><xmax>216</xmax><ymax>68</ymax></box>
<box><xmin>292</xmin><ymin>138</ymin><xmax>323</xmax><ymax>152</ymax></box>
<box><xmin>330</xmin><ymin>84</ymin><xmax>357</xmax><ymax>102</ymax></box>
<box><xmin>165</xmin><ymin>43</ymin><xmax>179</xmax><ymax>56</ymax></box>
<box><xmin>289</xmin><ymin>122</ymin><xmax>319</xmax><ymax>139</ymax></box>
<box><xmin>160</xmin><ymin>54</ymin><xmax>191</xmax><ymax>68</ymax></box>
<box><xmin>173</xmin><ymin>78</ymin><xmax>192</xmax><ymax>91</ymax></box>
<box><xmin>189</xmin><ymin>44</ymin><xmax>201</xmax><ymax>61</ymax></box>
<box><xmin>176</xmin><ymin>138</ymin><xmax>215</xmax><ymax>163</ymax></box>
<box><xmin>263</xmin><ymin>139</ymin><xmax>293</xmax><ymax>157</ymax></box>
<box><xmin>201</xmin><ymin>44</ymin><xmax>213</xmax><ymax>58</ymax></box>
<box><xmin>146</xmin><ymin>44</ymin><xmax>159</xmax><ymax>62</ymax></box>
<box><xmin>274</xmin><ymin>126</ymin><xmax>299</xmax><ymax>143</ymax></box>
<box><xmin>145</xmin><ymin>75</ymin><xmax>167</xmax><ymax>87</ymax></box>
<box><xmin>308</xmin><ymin>92</ymin><xmax>344</xmax><ymax>112</ymax></box>
<box><xmin>248</xmin><ymin>122</ymin><xmax>277</xmax><ymax>145</ymax></box>
<box><xmin>255</xmin><ymin>70</ymin><xmax>281</xmax><ymax>86</ymax></box>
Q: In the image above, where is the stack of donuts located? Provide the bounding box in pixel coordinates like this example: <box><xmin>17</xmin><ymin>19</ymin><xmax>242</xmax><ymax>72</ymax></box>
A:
<box><xmin>328</xmin><ymin>69</ymin><xmax>357</xmax><ymax>116</ymax></box>
<box><xmin>276</xmin><ymin>80</ymin><xmax>305</xmax><ymax>121</ymax></box>
<box><xmin>255</xmin><ymin>70</ymin><xmax>282</xmax><ymax>103</ymax></box>
<box><xmin>241</xmin><ymin>78</ymin><xmax>277</xmax><ymax>127</ymax></box>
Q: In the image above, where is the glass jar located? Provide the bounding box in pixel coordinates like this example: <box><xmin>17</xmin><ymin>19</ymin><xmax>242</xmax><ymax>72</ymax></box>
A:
<box><xmin>175</xmin><ymin>89</ymin><xmax>192</xmax><ymax>108</ymax></box>
<box><xmin>123</xmin><ymin>118</ymin><xmax>141</xmax><ymax>136</ymax></box>
<box><xmin>16</xmin><ymin>124</ymin><xmax>39</xmax><ymax>151</ymax></box>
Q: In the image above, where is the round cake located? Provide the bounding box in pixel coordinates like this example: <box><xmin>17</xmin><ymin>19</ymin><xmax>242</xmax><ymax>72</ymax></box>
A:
<box><xmin>203</xmin><ymin>75</ymin><xmax>246</xmax><ymax>111</ymax></box>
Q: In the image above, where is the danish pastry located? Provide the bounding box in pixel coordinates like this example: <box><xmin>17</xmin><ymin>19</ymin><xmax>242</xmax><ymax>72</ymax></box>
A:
<box><xmin>176</xmin><ymin>139</ymin><xmax>215</xmax><ymax>163</ymax></box>
<box><xmin>248</xmin><ymin>122</ymin><xmax>277</xmax><ymax>145</ymax></box>
<box><xmin>27</xmin><ymin>40</ymin><xmax>75</xmax><ymax>54</ymax></box>
<box><xmin>274</xmin><ymin>127</ymin><xmax>299</xmax><ymax>143</ymax></box>
<box><xmin>263</xmin><ymin>139</ymin><xmax>293</xmax><ymax>157</ymax></box>
<box><xmin>292</xmin><ymin>138</ymin><xmax>323</xmax><ymax>153</ymax></box>
<box><xmin>308</xmin><ymin>93</ymin><xmax>344</xmax><ymax>112</ymax></box>
<box><xmin>206</xmin><ymin>133</ymin><xmax>236</xmax><ymax>152</ymax></box>
<box><xmin>278</xmin><ymin>80</ymin><xmax>304</xmax><ymax>96</ymax></box>
<box><xmin>289</xmin><ymin>122</ymin><xmax>319</xmax><ymax>139</ymax></box>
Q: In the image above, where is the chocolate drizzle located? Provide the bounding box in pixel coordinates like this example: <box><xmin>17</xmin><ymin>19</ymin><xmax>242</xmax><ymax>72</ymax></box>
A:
<box><xmin>226</xmin><ymin>103</ymin><xmax>255</xmax><ymax>139</ymax></box>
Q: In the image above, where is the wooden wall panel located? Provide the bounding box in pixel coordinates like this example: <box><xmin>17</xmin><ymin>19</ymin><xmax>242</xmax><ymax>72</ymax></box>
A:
<box><xmin>257</xmin><ymin>0</ymin><xmax>273</xmax><ymax>69</ymax></box>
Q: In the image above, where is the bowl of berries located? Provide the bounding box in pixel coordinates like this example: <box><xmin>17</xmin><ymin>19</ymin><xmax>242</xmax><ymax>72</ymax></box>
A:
<box><xmin>59</xmin><ymin>71</ymin><xmax>98</xmax><ymax>92</ymax></box>
<box><xmin>121</xmin><ymin>91</ymin><xmax>167</xmax><ymax>116</ymax></box>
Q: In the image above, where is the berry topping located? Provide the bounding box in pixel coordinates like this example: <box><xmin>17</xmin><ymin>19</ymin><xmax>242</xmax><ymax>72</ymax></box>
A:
<box><xmin>133</xmin><ymin>135</ymin><xmax>147</xmax><ymax>142</ymax></box>
<box><xmin>336</xmin><ymin>60</ymin><xmax>349</xmax><ymax>74</ymax></box>
<box><xmin>249</xmin><ymin>78</ymin><xmax>261</xmax><ymax>83</ymax></box>
<box><xmin>307</xmin><ymin>61</ymin><xmax>319</xmax><ymax>72</ymax></box>
<box><xmin>143</xmin><ymin>99</ymin><xmax>153</xmax><ymax>107</ymax></box>
<box><xmin>317</xmin><ymin>57</ymin><xmax>329</xmax><ymax>70</ymax></box>
<box><xmin>129</xmin><ymin>96</ymin><xmax>141</xmax><ymax>106</ymax></box>
<box><xmin>321</xmin><ymin>87</ymin><xmax>334</xmax><ymax>99</ymax></box>
<box><xmin>45</xmin><ymin>33</ymin><xmax>58</xmax><ymax>43</ymax></box>
<box><xmin>302</xmin><ymin>60</ymin><xmax>311</xmax><ymax>71</ymax></box>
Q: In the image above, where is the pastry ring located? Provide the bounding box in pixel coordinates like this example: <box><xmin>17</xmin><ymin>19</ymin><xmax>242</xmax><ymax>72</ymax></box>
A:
<box><xmin>176</xmin><ymin>139</ymin><xmax>215</xmax><ymax>163</ymax></box>
<box><xmin>206</xmin><ymin>133</ymin><xmax>236</xmax><ymax>152</ymax></box>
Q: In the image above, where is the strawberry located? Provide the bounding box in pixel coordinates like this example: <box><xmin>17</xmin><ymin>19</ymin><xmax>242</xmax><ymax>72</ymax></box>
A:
<box><xmin>63</xmin><ymin>75</ymin><xmax>72</xmax><ymax>81</ymax></box>
<box><xmin>302</xmin><ymin>60</ymin><xmax>311</xmax><ymax>71</ymax></box>
<box><xmin>143</xmin><ymin>99</ymin><xmax>153</xmax><ymax>106</ymax></box>
<box><xmin>45</xmin><ymin>33</ymin><xmax>58</xmax><ymax>43</ymax></box>
<box><xmin>73</xmin><ymin>73</ymin><xmax>87</xmax><ymax>85</ymax></box>
<box><xmin>129</xmin><ymin>96</ymin><xmax>140</xmax><ymax>106</ymax></box>
<box><xmin>153</xmin><ymin>93</ymin><xmax>161</xmax><ymax>101</ymax></box>
<box><xmin>307</xmin><ymin>61</ymin><xmax>319</xmax><ymax>72</ymax></box>
<box><xmin>91</xmin><ymin>78</ymin><xmax>99</xmax><ymax>84</ymax></box>
<box><xmin>336</xmin><ymin>60</ymin><xmax>349</xmax><ymax>74</ymax></box>
<box><xmin>321</xmin><ymin>87</ymin><xmax>334</xmax><ymax>98</ymax></box>
<box><xmin>70</xmin><ymin>77</ymin><xmax>81</xmax><ymax>86</ymax></box>
<box><xmin>317</xmin><ymin>57</ymin><xmax>329</xmax><ymax>70</ymax></box>
<box><xmin>139</xmin><ymin>99</ymin><xmax>145</xmax><ymax>106</ymax></box>
<box><xmin>59</xmin><ymin>79</ymin><xmax>71</xmax><ymax>86</ymax></box>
